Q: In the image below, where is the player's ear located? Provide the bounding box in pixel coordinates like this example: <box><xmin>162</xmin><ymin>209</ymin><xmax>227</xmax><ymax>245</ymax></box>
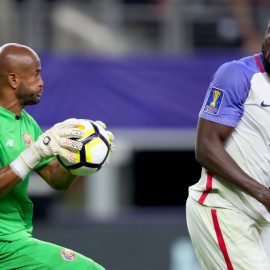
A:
<box><xmin>7</xmin><ymin>73</ymin><xmax>19</xmax><ymax>89</ymax></box>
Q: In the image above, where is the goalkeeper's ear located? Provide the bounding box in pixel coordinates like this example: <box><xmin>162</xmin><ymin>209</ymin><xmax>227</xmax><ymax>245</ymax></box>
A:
<box><xmin>7</xmin><ymin>73</ymin><xmax>19</xmax><ymax>89</ymax></box>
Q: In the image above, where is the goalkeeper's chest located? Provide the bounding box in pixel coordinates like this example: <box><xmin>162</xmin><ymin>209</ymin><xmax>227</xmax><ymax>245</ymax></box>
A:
<box><xmin>0</xmin><ymin>125</ymin><xmax>35</xmax><ymax>166</ymax></box>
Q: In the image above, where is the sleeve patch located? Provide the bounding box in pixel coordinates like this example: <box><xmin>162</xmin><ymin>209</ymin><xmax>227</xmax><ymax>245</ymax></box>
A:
<box><xmin>203</xmin><ymin>87</ymin><xmax>224</xmax><ymax>115</ymax></box>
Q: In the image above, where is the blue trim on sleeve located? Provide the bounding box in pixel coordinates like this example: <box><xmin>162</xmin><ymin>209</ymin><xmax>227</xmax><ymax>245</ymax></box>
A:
<box><xmin>199</xmin><ymin>112</ymin><xmax>238</xmax><ymax>127</ymax></box>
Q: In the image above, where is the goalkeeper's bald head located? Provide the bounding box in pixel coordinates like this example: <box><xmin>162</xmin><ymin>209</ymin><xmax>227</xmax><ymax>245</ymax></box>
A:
<box><xmin>0</xmin><ymin>43</ymin><xmax>40</xmax><ymax>83</ymax></box>
<box><xmin>0</xmin><ymin>43</ymin><xmax>43</xmax><ymax>109</ymax></box>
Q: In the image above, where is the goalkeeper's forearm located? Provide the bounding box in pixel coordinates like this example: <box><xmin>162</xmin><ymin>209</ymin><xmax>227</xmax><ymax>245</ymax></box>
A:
<box><xmin>10</xmin><ymin>144</ymin><xmax>43</xmax><ymax>180</ymax></box>
<box><xmin>0</xmin><ymin>118</ymin><xmax>84</xmax><ymax>196</ymax></box>
<box><xmin>0</xmin><ymin>166</ymin><xmax>25</xmax><ymax>197</ymax></box>
<box><xmin>0</xmin><ymin>144</ymin><xmax>45</xmax><ymax>196</ymax></box>
<box><xmin>0</xmin><ymin>148</ymin><xmax>40</xmax><ymax>197</ymax></box>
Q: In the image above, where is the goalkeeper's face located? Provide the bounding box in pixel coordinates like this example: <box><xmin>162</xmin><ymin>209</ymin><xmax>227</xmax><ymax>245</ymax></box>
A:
<box><xmin>16</xmin><ymin>55</ymin><xmax>44</xmax><ymax>106</ymax></box>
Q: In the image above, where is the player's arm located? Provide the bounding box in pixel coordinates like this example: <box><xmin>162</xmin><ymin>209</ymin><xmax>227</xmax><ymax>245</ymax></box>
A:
<box><xmin>36</xmin><ymin>159</ymin><xmax>78</xmax><ymax>190</ymax></box>
<box><xmin>196</xmin><ymin>117</ymin><xmax>270</xmax><ymax>209</ymax></box>
<box><xmin>0</xmin><ymin>143</ymin><xmax>78</xmax><ymax>195</ymax></box>
<box><xmin>0</xmin><ymin>119</ymin><xmax>83</xmax><ymax>197</ymax></box>
<box><xmin>0</xmin><ymin>166</ymin><xmax>22</xmax><ymax>196</ymax></box>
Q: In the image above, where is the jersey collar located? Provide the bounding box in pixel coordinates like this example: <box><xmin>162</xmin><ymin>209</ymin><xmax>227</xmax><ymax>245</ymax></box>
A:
<box><xmin>0</xmin><ymin>106</ymin><xmax>22</xmax><ymax>120</ymax></box>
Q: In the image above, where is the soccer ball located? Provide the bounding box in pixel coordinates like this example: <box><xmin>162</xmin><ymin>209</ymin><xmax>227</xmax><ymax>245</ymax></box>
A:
<box><xmin>57</xmin><ymin>119</ymin><xmax>113</xmax><ymax>176</ymax></box>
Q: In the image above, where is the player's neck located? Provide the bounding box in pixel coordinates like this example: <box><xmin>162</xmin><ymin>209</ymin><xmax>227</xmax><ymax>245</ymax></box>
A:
<box><xmin>0</xmin><ymin>99</ymin><xmax>23</xmax><ymax>116</ymax></box>
<box><xmin>0</xmin><ymin>87</ymin><xmax>23</xmax><ymax>115</ymax></box>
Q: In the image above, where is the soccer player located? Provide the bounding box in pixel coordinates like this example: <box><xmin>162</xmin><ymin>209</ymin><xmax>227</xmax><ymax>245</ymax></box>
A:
<box><xmin>0</xmin><ymin>43</ymin><xmax>108</xmax><ymax>269</ymax></box>
<box><xmin>186</xmin><ymin>22</ymin><xmax>270</xmax><ymax>269</ymax></box>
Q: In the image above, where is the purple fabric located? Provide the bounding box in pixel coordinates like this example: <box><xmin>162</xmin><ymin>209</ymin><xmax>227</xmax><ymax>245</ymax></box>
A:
<box><xmin>199</xmin><ymin>54</ymin><xmax>261</xmax><ymax>127</ymax></box>
<box><xmin>25</xmin><ymin>51</ymin><xmax>244</xmax><ymax>128</ymax></box>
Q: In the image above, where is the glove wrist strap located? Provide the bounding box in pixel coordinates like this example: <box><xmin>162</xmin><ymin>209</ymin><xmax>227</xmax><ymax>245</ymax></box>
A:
<box><xmin>10</xmin><ymin>146</ymin><xmax>41</xmax><ymax>180</ymax></box>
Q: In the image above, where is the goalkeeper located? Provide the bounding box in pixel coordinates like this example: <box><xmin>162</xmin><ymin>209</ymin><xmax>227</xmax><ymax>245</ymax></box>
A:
<box><xmin>0</xmin><ymin>43</ymin><xmax>109</xmax><ymax>269</ymax></box>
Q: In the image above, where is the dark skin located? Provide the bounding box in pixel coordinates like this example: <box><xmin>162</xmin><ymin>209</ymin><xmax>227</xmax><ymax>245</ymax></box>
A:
<box><xmin>0</xmin><ymin>43</ymin><xmax>78</xmax><ymax>196</ymax></box>
<box><xmin>196</xmin><ymin>24</ymin><xmax>270</xmax><ymax>211</ymax></box>
<box><xmin>262</xmin><ymin>24</ymin><xmax>270</xmax><ymax>75</ymax></box>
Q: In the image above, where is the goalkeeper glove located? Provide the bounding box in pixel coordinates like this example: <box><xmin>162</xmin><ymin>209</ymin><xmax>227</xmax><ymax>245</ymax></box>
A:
<box><xmin>10</xmin><ymin>118</ymin><xmax>83</xmax><ymax>180</ymax></box>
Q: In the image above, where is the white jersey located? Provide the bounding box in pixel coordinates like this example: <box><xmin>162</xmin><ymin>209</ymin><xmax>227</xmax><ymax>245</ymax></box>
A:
<box><xmin>189</xmin><ymin>53</ymin><xmax>270</xmax><ymax>225</ymax></box>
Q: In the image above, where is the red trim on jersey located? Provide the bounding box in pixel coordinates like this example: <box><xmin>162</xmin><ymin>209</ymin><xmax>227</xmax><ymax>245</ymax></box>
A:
<box><xmin>198</xmin><ymin>172</ymin><xmax>213</xmax><ymax>204</ymax></box>
<box><xmin>211</xmin><ymin>209</ymin><xmax>234</xmax><ymax>270</ymax></box>
<box><xmin>255</xmin><ymin>54</ymin><xmax>264</xmax><ymax>73</ymax></box>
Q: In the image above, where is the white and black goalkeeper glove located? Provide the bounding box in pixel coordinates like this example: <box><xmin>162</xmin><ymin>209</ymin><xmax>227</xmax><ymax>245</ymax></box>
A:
<box><xmin>10</xmin><ymin>118</ymin><xmax>83</xmax><ymax>179</ymax></box>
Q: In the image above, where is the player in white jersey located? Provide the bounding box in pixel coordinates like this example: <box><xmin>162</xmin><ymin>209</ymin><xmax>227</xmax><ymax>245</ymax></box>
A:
<box><xmin>186</xmin><ymin>22</ymin><xmax>270</xmax><ymax>270</ymax></box>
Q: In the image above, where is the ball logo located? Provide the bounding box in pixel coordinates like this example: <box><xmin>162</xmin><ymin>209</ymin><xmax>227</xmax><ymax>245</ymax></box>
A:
<box><xmin>23</xmin><ymin>131</ymin><xmax>33</xmax><ymax>145</ymax></box>
<box><xmin>61</xmin><ymin>248</ymin><xmax>77</xmax><ymax>261</ymax></box>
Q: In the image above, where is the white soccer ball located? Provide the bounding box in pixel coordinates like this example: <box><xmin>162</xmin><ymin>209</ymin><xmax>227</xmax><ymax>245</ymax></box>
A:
<box><xmin>57</xmin><ymin>119</ymin><xmax>113</xmax><ymax>176</ymax></box>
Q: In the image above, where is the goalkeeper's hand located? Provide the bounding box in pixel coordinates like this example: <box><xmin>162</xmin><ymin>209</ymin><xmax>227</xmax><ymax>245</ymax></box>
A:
<box><xmin>10</xmin><ymin>118</ymin><xmax>83</xmax><ymax>179</ymax></box>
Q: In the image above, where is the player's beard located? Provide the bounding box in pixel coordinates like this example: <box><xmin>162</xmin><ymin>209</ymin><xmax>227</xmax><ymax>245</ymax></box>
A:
<box><xmin>17</xmin><ymin>88</ymin><xmax>42</xmax><ymax>106</ymax></box>
<box><xmin>24</xmin><ymin>96</ymin><xmax>40</xmax><ymax>105</ymax></box>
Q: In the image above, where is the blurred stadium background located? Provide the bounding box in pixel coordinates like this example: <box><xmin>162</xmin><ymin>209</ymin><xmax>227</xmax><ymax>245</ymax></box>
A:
<box><xmin>1</xmin><ymin>0</ymin><xmax>269</xmax><ymax>269</ymax></box>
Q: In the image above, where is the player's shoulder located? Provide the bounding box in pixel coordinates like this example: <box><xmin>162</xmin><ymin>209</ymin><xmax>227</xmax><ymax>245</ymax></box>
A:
<box><xmin>214</xmin><ymin>54</ymin><xmax>260</xmax><ymax>86</ymax></box>
<box><xmin>218</xmin><ymin>54</ymin><xmax>259</xmax><ymax>76</ymax></box>
<box><xmin>21</xmin><ymin>110</ymin><xmax>40</xmax><ymax>127</ymax></box>
<box><xmin>21</xmin><ymin>109</ymin><xmax>34</xmax><ymax>121</ymax></box>
<box><xmin>21</xmin><ymin>110</ymin><xmax>43</xmax><ymax>139</ymax></box>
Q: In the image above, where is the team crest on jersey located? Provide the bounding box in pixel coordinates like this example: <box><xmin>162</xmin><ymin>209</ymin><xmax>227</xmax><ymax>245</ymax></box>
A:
<box><xmin>204</xmin><ymin>87</ymin><xmax>224</xmax><ymax>115</ymax></box>
<box><xmin>22</xmin><ymin>131</ymin><xmax>33</xmax><ymax>145</ymax></box>
<box><xmin>61</xmin><ymin>248</ymin><xmax>77</xmax><ymax>261</ymax></box>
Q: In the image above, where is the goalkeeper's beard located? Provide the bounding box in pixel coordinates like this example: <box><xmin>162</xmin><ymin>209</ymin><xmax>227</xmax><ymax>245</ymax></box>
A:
<box><xmin>19</xmin><ymin>92</ymin><xmax>42</xmax><ymax>106</ymax></box>
<box><xmin>24</xmin><ymin>97</ymin><xmax>41</xmax><ymax>105</ymax></box>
